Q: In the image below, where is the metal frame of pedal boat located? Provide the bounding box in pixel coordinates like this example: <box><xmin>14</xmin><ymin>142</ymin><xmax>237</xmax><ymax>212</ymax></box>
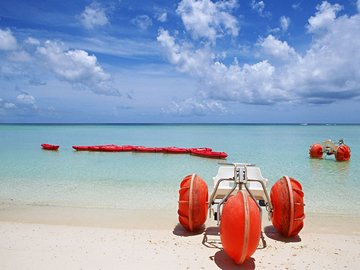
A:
<box><xmin>322</xmin><ymin>138</ymin><xmax>344</xmax><ymax>156</ymax></box>
<box><xmin>208</xmin><ymin>163</ymin><xmax>273</xmax><ymax>226</ymax></box>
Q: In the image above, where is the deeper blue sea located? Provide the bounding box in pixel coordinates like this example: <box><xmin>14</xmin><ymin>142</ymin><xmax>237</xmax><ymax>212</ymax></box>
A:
<box><xmin>0</xmin><ymin>124</ymin><xmax>359</xmax><ymax>216</ymax></box>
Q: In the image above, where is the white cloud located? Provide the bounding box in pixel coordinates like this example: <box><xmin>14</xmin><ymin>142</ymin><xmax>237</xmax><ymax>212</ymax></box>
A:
<box><xmin>307</xmin><ymin>1</ymin><xmax>342</xmax><ymax>33</ymax></box>
<box><xmin>0</xmin><ymin>28</ymin><xmax>17</xmax><ymax>50</ymax></box>
<box><xmin>25</xmin><ymin>37</ymin><xmax>41</xmax><ymax>46</ymax></box>
<box><xmin>0</xmin><ymin>94</ymin><xmax>39</xmax><ymax>116</ymax></box>
<box><xmin>36</xmin><ymin>40</ymin><xmax>118</xmax><ymax>95</ymax></box>
<box><xmin>176</xmin><ymin>0</ymin><xmax>239</xmax><ymax>43</ymax></box>
<box><xmin>259</xmin><ymin>35</ymin><xmax>298</xmax><ymax>61</ymax></box>
<box><xmin>251</xmin><ymin>0</ymin><xmax>268</xmax><ymax>17</ymax></box>
<box><xmin>158</xmin><ymin>1</ymin><xmax>360</xmax><ymax>105</ymax></box>
<box><xmin>164</xmin><ymin>98</ymin><xmax>226</xmax><ymax>116</ymax></box>
<box><xmin>4</xmin><ymin>102</ymin><xmax>16</xmax><ymax>109</ymax></box>
<box><xmin>80</xmin><ymin>2</ymin><xmax>109</xmax><ymax>29</ymax></box>
<box><xmin>16</xmin><ymin>93</ymin><xmax>37</xmax><ymax>106</ymax></box>
<box><xmin>157</xmin><ymin>12</ymin><xmax>168</xmax><ymax>22</ymax></box>
<box><xmin>0</xmin><ymin>98</ymin><xmax>16</xmax><ymax>110</ymax></box>
<box><xmin>280</xmin><ymin>16</ymin><xmax>290</xmax><ymax>32</ymax></box>
<box><xmin>131</xmin><ymin>15</ymin><xmax>153</xmax><ymax>30</ymax></box>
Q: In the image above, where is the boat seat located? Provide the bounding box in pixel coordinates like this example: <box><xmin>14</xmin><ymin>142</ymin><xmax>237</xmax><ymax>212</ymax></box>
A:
<box><xmin>210</xmin><ymin>164</ymin><xmax>268</xmax><ymax>201</ymax></box>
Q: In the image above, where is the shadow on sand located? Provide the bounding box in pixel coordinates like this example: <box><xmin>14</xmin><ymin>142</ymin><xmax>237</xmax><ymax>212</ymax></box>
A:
<box><xmin>264</xmin><ymin>225</ymin><xmax>302</xmax><ymax>242</ymax></box>
<box><xmin>212</xmin><ymin>250</ymin><xmax>256</xmax><ymax>270</ymax></box>
<box><xmin>172</xmin><ymin>223</ymin><xmax>205</xmax><ymax>237</ymax></box>
<box><xmin>202</xmin><ymin>226</ymin><xmax>222</xmax><ymax>249</ymax></box>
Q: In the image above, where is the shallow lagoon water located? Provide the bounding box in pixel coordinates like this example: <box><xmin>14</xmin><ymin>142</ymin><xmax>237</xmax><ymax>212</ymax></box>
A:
<box><xmin>0</xmin><ymin>124</ymin><xmax>359</xmax><ymax>216</ymax></box>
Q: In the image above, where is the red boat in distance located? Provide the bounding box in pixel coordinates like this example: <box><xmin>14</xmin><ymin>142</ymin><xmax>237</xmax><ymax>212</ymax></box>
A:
<box><xmin>41</xmin><ymin>144</ymin><xmax>59</xmax><ymax>151</ymax></box>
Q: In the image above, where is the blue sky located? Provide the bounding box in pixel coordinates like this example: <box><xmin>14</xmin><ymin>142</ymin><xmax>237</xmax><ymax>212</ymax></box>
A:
<box><xmin>0</xmin><ymin>0</ymin><xmax>359</xmax><ymax>123</ymax></box>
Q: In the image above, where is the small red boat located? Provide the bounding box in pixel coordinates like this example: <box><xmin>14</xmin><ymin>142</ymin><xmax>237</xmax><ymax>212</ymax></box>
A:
<box><xmin>191</xmin><ymin>149</ymin><xmax>227</xmax><ymax>159</ymax></box>
<box><xmin>41</xmin><ymin>144</ymin><xmax>59</xmax><ymax>151</ymax></box>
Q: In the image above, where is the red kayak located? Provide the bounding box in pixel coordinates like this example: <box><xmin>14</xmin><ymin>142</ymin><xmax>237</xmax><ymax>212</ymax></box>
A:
<box><xmin>41</xmin><ymin>144</ymin><xmax>59</xmax><ymax>151</ymax></box>
<box><xmin>191</xmin><ymin>149</ymin><xmax>227</xmax><ymax>159</ymax></box>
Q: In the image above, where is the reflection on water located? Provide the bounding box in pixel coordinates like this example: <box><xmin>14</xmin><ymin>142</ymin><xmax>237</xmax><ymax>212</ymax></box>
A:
<box><xmin>309</xmin><ymin>158</ymin><xmax>350</xmax><ymax>180</ymax></box>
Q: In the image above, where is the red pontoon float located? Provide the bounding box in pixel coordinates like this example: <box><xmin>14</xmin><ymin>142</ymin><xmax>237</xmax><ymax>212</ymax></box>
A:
<box><xmin>177</xmin><ymin>163</ymin><xmax>305</xmax><ymax>264</ymax></box>
<box><xmin>41</xmin><ymin>144</ymin><xmax>59</xmax><ymax>151</ymax></box>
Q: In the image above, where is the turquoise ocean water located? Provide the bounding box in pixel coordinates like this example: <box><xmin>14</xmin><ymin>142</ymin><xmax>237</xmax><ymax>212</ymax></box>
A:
<box><xmin>0</xmin><ymin>124</ymin><xmax>359</xmax><ymax>216</ymax></box>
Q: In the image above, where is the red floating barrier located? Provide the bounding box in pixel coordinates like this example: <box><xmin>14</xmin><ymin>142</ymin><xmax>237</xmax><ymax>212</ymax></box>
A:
<box><xmin>133</xmin><ymin>146</ymin><xmax>157</xmax><ymax>152</ymax></box>
<box><xmin>41</xmin><ymin>144</ymin><xmax>59</xmax><ymax>151</ymax></box>
<box><xmin>309</xmin><ymin>143</ymin><xmax>323</xmax><ymax>158</ymax></box>
<box><xmin>121</xmin><ymin>145</ymin><xmax>134</xmax><ymax>151</ymax></box>
<box><xmin>178</xmin><ymin>174</ymin><xmax>208</xmax><ymax>232</ymax></box>
<box><xmin>165</xmin><ymin>147</ymin><xmax>189</xmax><ymax>154</ymax></box>
<box><xmin>220</xmin><ymin>190</ymin><xmax>261</xmax><ymax>264</ymax></box>
<box><xmin>270</xmin><ymin>176</ymin><xmax>305</xmax><ymax>237</ymax></box>
<box><xmin>335</xmin><ymin>144</ymin><xmax>351</xmax><ymax>161</ymax></box>
<box><xmin>190</xmin><ymin>149</ymin><xmax>227</xmax><ymax>159</ymax></box>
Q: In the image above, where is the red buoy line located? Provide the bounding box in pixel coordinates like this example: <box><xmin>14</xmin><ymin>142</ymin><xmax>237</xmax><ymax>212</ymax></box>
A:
<box><xmin>41</xmin><ymin>144</ymin><xmax>228</xmax><ymax>159</ymax></box>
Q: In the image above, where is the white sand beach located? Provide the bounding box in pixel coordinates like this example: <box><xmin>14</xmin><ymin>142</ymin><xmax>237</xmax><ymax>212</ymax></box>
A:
<box><xmin>0</xmin><ymin>207</ymin><xmax>359</xmax><ymax>270</ymax></box>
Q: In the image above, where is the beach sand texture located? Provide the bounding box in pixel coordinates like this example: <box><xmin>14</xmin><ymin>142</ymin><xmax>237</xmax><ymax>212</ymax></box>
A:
<box><xmin>0</xmin><ymin>211</ymin><xmax>359</xmax><ymax>270</ymax></box>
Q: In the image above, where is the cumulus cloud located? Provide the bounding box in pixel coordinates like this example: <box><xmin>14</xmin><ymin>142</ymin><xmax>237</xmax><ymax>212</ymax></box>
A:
<box><xmin>80</xmin><ymin>2</ymin><xmax>109</xmax><ymax>29</ymax></box>
<box><xmin>131</xmin><ymin>15</ymin><xmax>153</xmax><ymax>30</ymax></box>
<box><xmin>0</xmin><ymin>28</ymin><xmax>17</xmax><ymax>50</ymax></box>
<box><xmin>176</xmin><ymin>0</ymin><xmax>239</xmax><ymax>43</ymax></box>
<box><xmin>36</xmin><ymin>40</ymin><xmax>118</xmax><ymax>95</ymax></box>
<box><xmin>158</xmin><ymin>0</ymin><xmax>360</xmax><ymax>106</ymax></box>
<box><xmin>307</xmin><ymin>1</ymin><xmax>342</xmax><ymax>33</ymax></box>
<box><xmin>259</xmin><ymin>35</ymin><xmax>298</xmax><ymax>61</ymax></box>
<box><xmin>164</xmin><ymin>98</ymin><xmax>226</xmax><ymax>116</ymax></box>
